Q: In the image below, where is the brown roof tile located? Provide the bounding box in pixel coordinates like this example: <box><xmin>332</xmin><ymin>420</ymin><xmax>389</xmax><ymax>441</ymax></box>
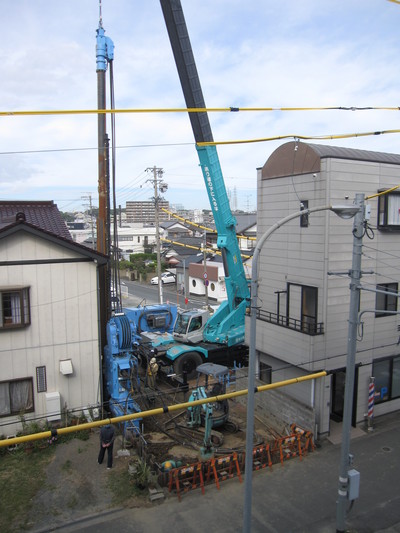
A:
<box><xmin>0</xmin><ymin>201</ymin><xmax>72</xmax><ymax>240</ymax></box>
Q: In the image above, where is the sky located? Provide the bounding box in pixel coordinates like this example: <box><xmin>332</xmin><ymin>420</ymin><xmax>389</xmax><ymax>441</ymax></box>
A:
<box><xmin>2</xmin><ymin>0</ymin><xmax>400</xmax><ymax>214</ymax></box>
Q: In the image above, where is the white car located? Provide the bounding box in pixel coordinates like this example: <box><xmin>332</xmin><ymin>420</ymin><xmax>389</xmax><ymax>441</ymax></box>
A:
<box><xmin>151</xmin><ymin>272</ymin><xmax>176</xmax><ymax>285</ymax></box>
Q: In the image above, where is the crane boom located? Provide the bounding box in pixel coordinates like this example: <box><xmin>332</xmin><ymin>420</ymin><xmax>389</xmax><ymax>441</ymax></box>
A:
<box><xmin>160</xmin><ymin>0</ymin><xmax>249</xmax><ymax>345</ymax></box>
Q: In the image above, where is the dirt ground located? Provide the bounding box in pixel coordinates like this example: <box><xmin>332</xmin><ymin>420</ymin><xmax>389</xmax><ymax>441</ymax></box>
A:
<box><xmin>25</xmin><ymin>398</ymin><xmax>286</xmax><ymax>532</ymax></box>
<box><xmin>25</xmin><ymin>430</ymin><xmax>132</xmax><ymax>532</ymax></box>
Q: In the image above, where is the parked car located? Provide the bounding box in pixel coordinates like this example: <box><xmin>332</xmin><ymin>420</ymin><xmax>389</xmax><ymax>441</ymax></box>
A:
<box><xmin>151</xmin><ymin>272</ymin><xmax>176</xmax><ymax>285</ymax></box>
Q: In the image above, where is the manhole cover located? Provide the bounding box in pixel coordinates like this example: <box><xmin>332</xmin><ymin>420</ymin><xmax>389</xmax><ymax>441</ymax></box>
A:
<box><xmin>382</xmin><ymin>446</ymin><xmax>392</xmax><ymax>452</ymax></box>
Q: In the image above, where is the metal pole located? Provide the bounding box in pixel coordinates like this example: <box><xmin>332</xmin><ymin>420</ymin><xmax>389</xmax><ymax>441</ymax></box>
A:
<box><xmin>152</xmin><ymin>166</ymin><xmax>163</xmax><ymax>304</ymax></box>
<box><xmin>203</xmin><ymin>232</ymin><xmax>209</xmax><ymax>308</ymax></box>
<box><xmin>243</xmin><ymin>203</ymin><xmax>358</xmax><ymax>533</ymax></box>
<box><xmin>336</xmin><ymin>193</ymin><xmax>365</xmax><ymax>532</ymax></box>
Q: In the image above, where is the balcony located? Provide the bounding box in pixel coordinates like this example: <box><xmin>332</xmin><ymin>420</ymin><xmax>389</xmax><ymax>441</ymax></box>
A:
<box><xmin>257</xmin><ymin>309</ymin><xmax>324</xmax><ymax>336</ymax></box>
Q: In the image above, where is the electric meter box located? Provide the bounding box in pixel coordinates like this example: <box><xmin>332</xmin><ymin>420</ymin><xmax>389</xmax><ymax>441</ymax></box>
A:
<box><xmin>348</xmin><ymin>469</ymin><xmax>360</xmax><ymax>501</ymax></box>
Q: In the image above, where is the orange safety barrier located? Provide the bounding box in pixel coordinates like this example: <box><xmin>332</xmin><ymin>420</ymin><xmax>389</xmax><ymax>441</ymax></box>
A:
<box><xmin>168</xmin><ymin>462</ymin><xmax>205</xmax><ymax>501</ymax></box>
<box><xmin>205</xmin><ymin>452</ymin><xmax>242</xmax><ymax>488</ymax></box>
<box><xmin>271</xmin><ymin>433</ymin><xmax>303</xmax><ymax>465</ymax></box>
<box><xmin>252</xmin><ymin>443</ymin><xmax>273</xmax><ymax>470</ymax></box>
<box><xmin>290</xmin><ymin>423</ymin><xmax>315</xmax><ymax>454</ymax></box>
<box><xmin>166</xmin><ymin>424</ymin><xmax>315</xmax><ymax>500</ymax></box>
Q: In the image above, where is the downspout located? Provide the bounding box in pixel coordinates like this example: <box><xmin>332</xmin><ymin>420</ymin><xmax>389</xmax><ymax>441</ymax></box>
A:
<box><xmin>96</xmin><ymin>262</ymin><xmax>104</xmax><ymax>418</ymax></box>
<box><xmin>322</xmin><ymin>159</ymin><xmax>331</xmax><ymax>346</ymax></box>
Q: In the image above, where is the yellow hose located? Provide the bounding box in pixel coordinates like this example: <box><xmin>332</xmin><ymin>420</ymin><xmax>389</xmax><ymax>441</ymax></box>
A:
<box><xmin>0</xmin><ymin>371</ymin><xmax>326</xmax><ymax>448</ymax></box>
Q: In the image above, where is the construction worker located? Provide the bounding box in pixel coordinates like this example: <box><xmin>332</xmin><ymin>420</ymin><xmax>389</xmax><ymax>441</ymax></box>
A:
<box><xmin>147</xmin><ymin>357</ymin><xmax>159</xmax><ymax>389</ymax></box>
<box><xmin>98</xmin><ymin>424</ymin><xmax>115</xmax><ymax>469</ymax></box>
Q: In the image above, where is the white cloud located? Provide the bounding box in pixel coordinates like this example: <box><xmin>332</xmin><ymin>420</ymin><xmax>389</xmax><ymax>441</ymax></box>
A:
<box><xmin>1</xmin><ymin>0</ymin><xmax>400</xmax><ymax>212</ymax></box>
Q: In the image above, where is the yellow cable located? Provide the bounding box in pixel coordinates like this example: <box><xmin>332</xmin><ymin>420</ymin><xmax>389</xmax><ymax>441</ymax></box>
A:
<box><xmin>161</xmin><ymin>207</ymin><xmax>257</xmax><ymax>241</ymax></box>
<box><xmin>1</xmin><ymin>106</ymin><xmax>400</xmax><ymax>118</ymax></box>
<box><xmin>161</xmin><ymin>237</ymin><xmax>251</xmax><ymax>260</ymax></box>
<box><xmin>161</xmin><ymin>207</ymin><xmax>215</xmax><ymax>233</ymax></box>
<box><xmin>197</xmin><ymin>129</ymin><xmax>400</xmax><ymax>147</ymax></box>
<box><xmin>366</xmin><ymin>184</ymin><xmax>400</xmax><ymax>200</ymax></box>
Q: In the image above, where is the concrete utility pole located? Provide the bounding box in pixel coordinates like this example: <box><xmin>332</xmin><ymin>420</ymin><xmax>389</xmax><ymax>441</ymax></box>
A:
<box><xmin>203</xmin><ymin>232</ymin><xmax>209</xmax><ymax>309</ymax></box>
<box><xmin>81</xmin><ymin>193</ymin><xmax>95</xmax><ymax>249</ymax></box>
<box><xmin>336</xmin><ymin>193</ymin><xmax>365</xmax><ymax>533</ymax></box>
<box><xmin>146</xmin><ymin>166</ymin><xmax>167</xmax><ymax>304</ymax></box>
<box><xmin>95</xmin><ymin>15</ymin><xmax>114</xmax><ymax>364</ymax></box>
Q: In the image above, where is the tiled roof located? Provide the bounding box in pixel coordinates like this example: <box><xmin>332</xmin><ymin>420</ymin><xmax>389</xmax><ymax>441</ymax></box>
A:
<box><xmin>0</xmin><ymin>201</ymin><xmax>72</xmax><ymax>240</ymax></box>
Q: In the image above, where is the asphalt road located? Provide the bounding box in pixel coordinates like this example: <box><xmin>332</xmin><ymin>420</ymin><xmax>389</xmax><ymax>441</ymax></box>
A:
<box><xmin>39</xmin><ymin>411</ymin><xmax>400</xmax><ymax>533</ymax></box>
<box><xmin>121</xmin><ymin>279</ymin><xmax>209</xmax><ymax>310</ymax></box>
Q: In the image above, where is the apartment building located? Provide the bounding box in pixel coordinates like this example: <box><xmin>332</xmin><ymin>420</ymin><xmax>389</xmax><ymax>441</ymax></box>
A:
<box><xmin>126</xmin><ymin>201</ymin><xmax>169</xmax><ymax>223</ymax></box>
<box><xmin>247</xmin><ymin>142</ymin><xmax>400</xmax><ymax>436</ymax></box>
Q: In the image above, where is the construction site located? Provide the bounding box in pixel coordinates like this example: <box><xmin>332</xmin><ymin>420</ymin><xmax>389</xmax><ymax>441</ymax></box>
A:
<box><xmin>0</xmin><ymin>0</ymin><xmax>320</xmax><ymax>494</ymax></box>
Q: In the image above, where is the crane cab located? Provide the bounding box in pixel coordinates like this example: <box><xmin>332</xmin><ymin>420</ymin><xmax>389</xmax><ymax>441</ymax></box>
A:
<box><xmin>173</xmin><ymin>309</ymin><xmax>210</xmax><ymax>344</ymax></box>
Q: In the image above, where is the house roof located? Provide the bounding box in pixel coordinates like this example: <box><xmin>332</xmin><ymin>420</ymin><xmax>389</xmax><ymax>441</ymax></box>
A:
<box><xmin>0</xmin><ymin>201</ymin><xmax>72</xmax><ymax>240</ymax></box>
<box><xmin>160</xmin><ymin>220</ymin><xmax>190</xmax><ymax>231</ymax></box>
<box><xmin>0</xmin><ymin>201</ymin><xmax>107</xmax><ymax>264</ymax></box>
<box><xmin>262</xmin><ymin>141</ymin><xmax>400</xmax><ymax>179</ymax></box>
<box><xmin>234</xmin><ymin>213</ymin><xmax>257</xmax><ymax>233</ymax></box>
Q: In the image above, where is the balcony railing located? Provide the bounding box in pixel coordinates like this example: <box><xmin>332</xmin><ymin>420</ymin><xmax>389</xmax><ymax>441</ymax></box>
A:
<box><xmin>257</xmin><ymin>309</ymin><xmax>324</xmax><ymax>336</ymax></box>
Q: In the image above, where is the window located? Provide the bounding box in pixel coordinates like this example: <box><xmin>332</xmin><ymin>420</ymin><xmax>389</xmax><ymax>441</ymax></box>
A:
<box><xmin>36</xmin><ymin>366</ymin><xmax>47</xmax><ymax>393</ymax></box>
<box><xmin>188</xmin><ymin>316</ymin><xmax>202</xmax><ymax>332</ymax></box>
<box><xmin>300</xmin><ymin>200</ymin><xmax>309</xmax><ymax>227</ymax></box>
<box><xmin>0</xmin><ymin>287</ymin><xmax>30</xmax><ymax>330</ymax></box>
<box><xmin>375</xmin><ymin>283</ymin><xmax>398</xmax><ymax>317</ymax></box>
<box><xmin>287</xmin><ymin>283</ymin><xmax>318</xmax><ymax>334</ymax></box>
<box><xmin>0</xmin><ymin>378</ymin><xmax>34</xmax><ymax>417</ymax></box>
<box><xmin>377</xmin><ymin>190</ymin><xmax>400</xmax><ymax>230</ymax></box>
<box><xmin>373</xmin><ymin>356</ymin><xmax>400</xmax><ymax>404</ymax></box>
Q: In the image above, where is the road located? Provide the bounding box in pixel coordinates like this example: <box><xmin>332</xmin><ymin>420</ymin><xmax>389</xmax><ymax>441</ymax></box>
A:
<box><xmin>40</xmin><ymin>411</ymin><xmax>400</xmax><ymax>533</ymax></box>
<box><xmin>121</xmin><ymin>279</ymin><xmax>209</xmax><ymax>311</ymax></box>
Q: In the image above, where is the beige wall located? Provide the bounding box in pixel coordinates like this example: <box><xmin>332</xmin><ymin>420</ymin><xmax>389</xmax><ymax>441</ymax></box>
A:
<box><xmin>0</xmin><ymin>232</ymin><xmax>101</xmax><ymax>436</ymax></box>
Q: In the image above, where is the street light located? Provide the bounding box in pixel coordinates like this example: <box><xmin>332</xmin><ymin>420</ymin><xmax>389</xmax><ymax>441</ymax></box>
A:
<box><xmin>243</xmin><ymin>202</ymin><xmax>361</xmax><ymax>533</ymax></box>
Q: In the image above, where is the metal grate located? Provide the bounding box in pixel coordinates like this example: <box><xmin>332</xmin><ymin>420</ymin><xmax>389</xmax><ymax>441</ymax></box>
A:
<box><xmin>36</xmin><ymin>366</ymin><xmax>47</xmax><ymax>393</ymax></box>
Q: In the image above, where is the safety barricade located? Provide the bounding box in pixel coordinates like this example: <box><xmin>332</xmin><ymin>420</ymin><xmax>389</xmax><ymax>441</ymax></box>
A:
<box><xmin>252</xmin><ymin>443</ymin><xmax>273</xmax><ymax>471</ymax></box>
<box><xmin>167</xmin><ymin>424</ymin><xmax>315</xmax><ymax>500</ymax></box>
<box><xmin>290</xmin><ymin>423</ymin><xmax>315</xmax><ymax>454</ymax></box>
<box><xmin>271</xmin><ymin>434</ymin><xmax>302</xmax><ymax>465</ymax></box>
<box><xmin>168</xmin><ymin>462</ymin><xmax>205</xmax><ymax>501</ymax></box>
<box><xmin>205</xmin><ymin>452</ymin><xmax>242</xmax><ymax>489</ymax></box>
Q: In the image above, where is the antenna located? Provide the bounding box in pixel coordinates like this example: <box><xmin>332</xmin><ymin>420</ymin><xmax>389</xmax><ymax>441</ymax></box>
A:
<box><xmin>98</xmin><ymin>0</ymin><xmax>103</xmax><ymax>28</ymax></box>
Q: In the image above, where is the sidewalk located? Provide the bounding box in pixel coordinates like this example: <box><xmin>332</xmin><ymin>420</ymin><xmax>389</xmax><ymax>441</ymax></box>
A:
<box><xmin>41</xmin><ymin>411</ymin><xmax>400</xmax><ymax>532</ymax></box>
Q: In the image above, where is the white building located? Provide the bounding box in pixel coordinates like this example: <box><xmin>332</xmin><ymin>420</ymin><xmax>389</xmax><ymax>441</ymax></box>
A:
<box><xmin>248</xmin><ymin>142</ymin><xmax>400</xmax><ymax>437</ymax></box>
<box><xmin>188</xmin><ymin>260</ymin><xmax>227</xmax><ymax>302</ymax></box>
<box><xmin>111</xmin><ymin>225</ymin><xmax>156</xmax><ymax>258</ymax></box>
<box><xmin>0</xmin><ymin>202</ymin><xmax>107</xmax><ymax>436</ymax></box>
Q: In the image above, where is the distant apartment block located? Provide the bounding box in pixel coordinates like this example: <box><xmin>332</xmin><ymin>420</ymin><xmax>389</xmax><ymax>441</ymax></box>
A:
<box><xmin>126</xmin><ymin>201</ymin><xmax>170</xmax><ymax>223</ymax></box>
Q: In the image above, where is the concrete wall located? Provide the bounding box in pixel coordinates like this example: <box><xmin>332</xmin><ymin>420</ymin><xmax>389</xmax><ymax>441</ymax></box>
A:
<box><xmin>235</xmin><ymin>368</ymin><xmax>316</xmax><ymax>435</ymax></box>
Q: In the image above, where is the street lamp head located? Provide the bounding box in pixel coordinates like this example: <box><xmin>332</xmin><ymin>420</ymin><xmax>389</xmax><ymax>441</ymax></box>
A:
<box><xmin>330</xmin><ymin>205</ymin><xmax>360</xmax><ymax>219</ymax></box>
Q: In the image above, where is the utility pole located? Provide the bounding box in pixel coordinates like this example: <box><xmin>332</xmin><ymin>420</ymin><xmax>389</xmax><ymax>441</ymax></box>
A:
<box><xmin>95</xmin><ymin>11</ymin><xmax>114</xmax><ymax>373</ymax></box>
<box><xmin>336</xmin><ymin>192</ymin><xmax>365</xmax><ymax>533</ymax></box>
<box><xmin>81</xmin><ymin>193</ymin><xmax>95</xmax><ymax>249</ymax></box>
<box><xmin>146</xmin><ymin>166</ymin><xmax>168</xmax><ymax>304</ymax></box>
<box><xmin>203</xmin><ymin>232</ymin><xmax>209</xmax><ymax>308</ymax></box>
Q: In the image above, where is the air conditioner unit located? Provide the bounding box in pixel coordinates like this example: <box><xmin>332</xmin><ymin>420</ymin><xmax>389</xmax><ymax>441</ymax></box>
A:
<box><xmin>45</xmin><ymin>392</ymin><xmax>61</xmax><ymax>421</ymax></box>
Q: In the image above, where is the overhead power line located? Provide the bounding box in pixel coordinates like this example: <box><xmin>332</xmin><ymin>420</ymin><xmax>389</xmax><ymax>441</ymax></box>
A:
<box><xmin>1</xmin><ymin>105</ymin><xmax>400</xmax><ymax>118</ymax></box>
<box><xmin>197</xmin><ymin>129</ymin><xmax>400</xmax><ymax>147</ymax></box>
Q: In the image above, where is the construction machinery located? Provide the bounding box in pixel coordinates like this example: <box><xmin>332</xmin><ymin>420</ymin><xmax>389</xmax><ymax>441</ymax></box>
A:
<box><xmin>137</xmin><ymin>0</ymin><xmax>250</xmax><ymax>380</ymax></box>
<box><xmin>187</xmin><ymin>363</ymin><xmax>230</xmax><ymax>458</ymax></box>
<box><xmin>103</xmin><ymin>303</ymin><xmax>178</xmax><ymax>437</ymax></box>
<box><xmin>103</xmin><ymin>0</ymin><xmax>250</xmax><ymax>439</ymax></box>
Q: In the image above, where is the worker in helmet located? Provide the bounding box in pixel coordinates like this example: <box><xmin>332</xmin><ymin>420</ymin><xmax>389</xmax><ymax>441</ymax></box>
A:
<box><xmin>147</xmin><ymin>357</ymin><xmax>159</xmax><ymax>389</ymax></box>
